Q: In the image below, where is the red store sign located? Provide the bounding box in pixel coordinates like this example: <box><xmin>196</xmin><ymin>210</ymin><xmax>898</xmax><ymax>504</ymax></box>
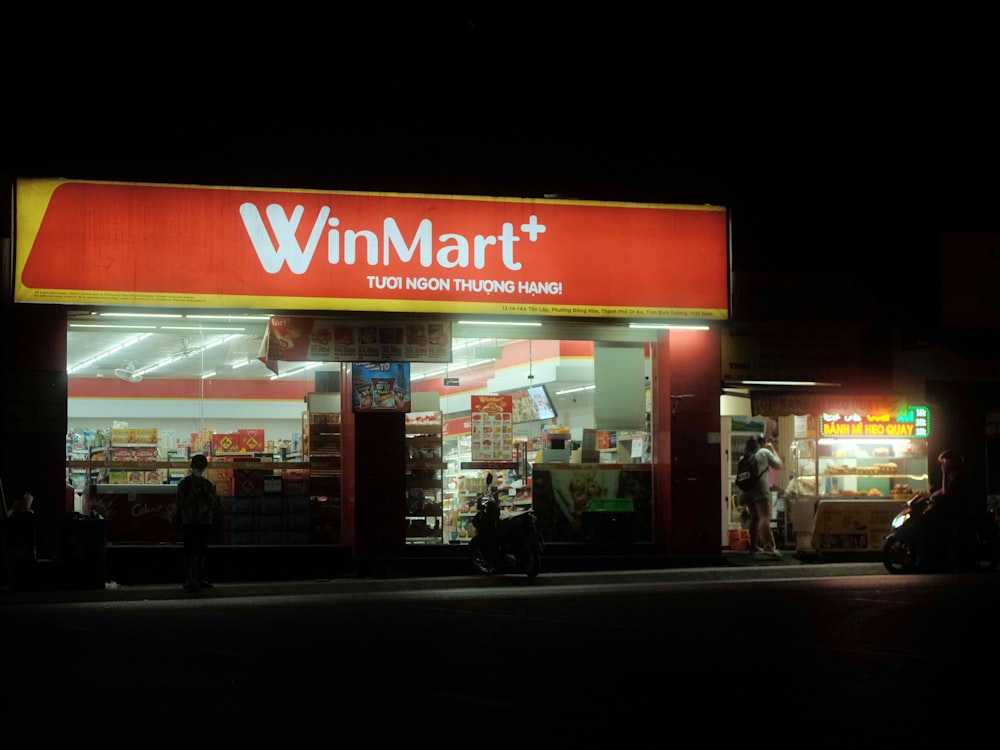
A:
<box><xmin>16</xmin><ymin>178</ymin><xmax>728</xmax><ymax>320</ymax></box>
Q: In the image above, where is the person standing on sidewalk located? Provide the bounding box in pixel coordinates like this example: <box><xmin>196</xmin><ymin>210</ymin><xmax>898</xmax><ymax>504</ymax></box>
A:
<box><xmin>176</xmin><ymin>454</ymin><xmax>220</xmax><ymax>593</ymax></box>
<box><xmin>738</xmin><ymin>435</ymin><xmax>783</xmax><ymax>559</ymax></box>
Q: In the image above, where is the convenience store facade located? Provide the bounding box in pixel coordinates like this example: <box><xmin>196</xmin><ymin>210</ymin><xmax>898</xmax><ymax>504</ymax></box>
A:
<box><xmin>8</xmin><ymin>178</ymin><xmax>730</xmax><ymax>571</ymax></box>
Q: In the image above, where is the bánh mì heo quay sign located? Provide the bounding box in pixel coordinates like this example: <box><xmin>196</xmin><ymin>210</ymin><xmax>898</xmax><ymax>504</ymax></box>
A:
<box><xmin>820</xmin><ymin>406</ymin><xmax>930</xmax><ymax>438</ymax></box>
<box><xmin>14</xmin><ymin>178</ymin><xmax>728</xmax><ymax>319</ymax></box>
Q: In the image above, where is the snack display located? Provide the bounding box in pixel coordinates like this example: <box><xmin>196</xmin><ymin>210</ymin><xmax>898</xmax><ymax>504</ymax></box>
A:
<box><xmin>825</xmin><ymin>462</ymin><xmax>898</xmax><ymax>475</ymax></box>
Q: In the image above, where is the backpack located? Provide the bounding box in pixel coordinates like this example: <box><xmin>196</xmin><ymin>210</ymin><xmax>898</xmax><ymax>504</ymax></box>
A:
<box><xmin>736</xmin><ymin>450</ymin><xmax>761</xmax><ymax>492</ymax></box>
<box><xmin>174</xmin><ymin>476</ymin><xmax>216</xmax><ymax>529</ymax></box>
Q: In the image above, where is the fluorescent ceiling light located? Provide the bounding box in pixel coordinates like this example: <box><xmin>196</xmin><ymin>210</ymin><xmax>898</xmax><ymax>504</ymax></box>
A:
<box><xmin>231</xmin><ymin>359</ymin><xmax>252</xmax><ymax>369</ymax></box>
<box><xmin>736</xmin><ymin>380</ymin><xmax>842</xmax><ymax>387</ymax></box>
<box><xmin>269</xmin><ymin>362</ymin><xmax>323</xmax><ymax>380</ymax></box>
<box><xmin>69</xmin><ymin>323</ymin><xmax>159</xmax><ymax>330</ymax></box>
<box><xmin>67</xmin><ymin>333</ymin><xmax>154</xmax><ymax>373</ymax></box>
<box><xmin>200</xmin><ymin>371</ymin><xmax>217</xmax><ymax>379</ymax></box>
<box><xmin>629</xmin><ymin>323</ymin><xmax>710</xmax><ymax>330</ymax></box>
<box><xmin>412</xmin><ymin>359</ymin><xmax>495</xmax><ymax>382</ymax></box>
<box><xmin>555</xmin><ymin>384</ymin><xmax>595</xmax><ymax>395</ymax></box>
<box><xmin>99</xmin><ymin>313</ymin><xmax>184</xmax><ymax>319</ymax></box>
<box><xmin>159</xmin><ymin>325</ymin><xmax>246</xmax><ymax>332</ymax></box>
<box><xmin>185</xmin><ymin>314</ymin><xmax>272</xmax><ymax>320</ymax></box>
<box><xmin>457</xmin><ymin>320</ymin><xmax>542</xmax><ymax>327</ymax></box>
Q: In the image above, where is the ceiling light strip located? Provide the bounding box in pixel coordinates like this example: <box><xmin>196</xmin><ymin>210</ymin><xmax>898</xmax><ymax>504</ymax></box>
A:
<box><xmin>66</xmin><ymin>333</ymin><xmax>155</xmax><ymax>374</ymax></box>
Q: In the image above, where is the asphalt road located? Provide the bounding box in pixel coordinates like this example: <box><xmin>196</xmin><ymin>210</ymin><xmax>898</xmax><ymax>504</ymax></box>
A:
<box><xmin>7</xmin><ymin>564</ymin><xmax>997</xmax><ymax>747</ymax></box>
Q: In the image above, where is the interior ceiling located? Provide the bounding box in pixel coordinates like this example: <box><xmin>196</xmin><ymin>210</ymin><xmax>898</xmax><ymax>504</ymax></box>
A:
<box><xmin>64</xmin><ymin>313</ymin><xmax>594</xmax><ymax>399</ymax></box>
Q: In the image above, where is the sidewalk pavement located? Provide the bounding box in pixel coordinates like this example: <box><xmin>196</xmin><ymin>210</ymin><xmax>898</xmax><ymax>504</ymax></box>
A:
<box><xmin>1</xmin><ymin>550</ymin><xmax>887</xmax><ymax>605</ymax></box>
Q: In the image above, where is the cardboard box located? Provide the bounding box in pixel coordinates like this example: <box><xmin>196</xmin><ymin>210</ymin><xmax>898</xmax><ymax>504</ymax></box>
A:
<box><xmin>283</xmin><ymin>479</ymin><xmax>309</xmax><ymax>496</ymax></box>
<box><xmin>233</xmin><ymin>470</ymin><xmax>264</xmax><ymax>497</ymax></box>
<box><xmin>211</xmin><ymin>433</ymin><xmax>240</xmax><ymax>454</ymax></box>
<box><xmin>238</xmin><ymin>428</ymin><xmax>265</xmax><ymax>453</ymax></box>
<box><xmin>111</xmin><ymin>428</ymin><xmax>132</xmax><ymax>444</ymax></box>
<box><xmin>132</xmin><ymin>427</ymin><xmax>159</xmax><ymax>445</ymax></box>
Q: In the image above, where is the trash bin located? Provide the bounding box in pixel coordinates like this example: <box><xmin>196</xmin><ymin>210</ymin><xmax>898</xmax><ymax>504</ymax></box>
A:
<box><xmin>60</xmin><ymin>515</ymin><xmax>108</xmax><ymax>590</ymax></box>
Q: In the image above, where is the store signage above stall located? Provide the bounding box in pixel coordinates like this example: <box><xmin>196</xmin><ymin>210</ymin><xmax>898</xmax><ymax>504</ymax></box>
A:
<box><xmin>15</xmin><ymin>178</ymin><xmax>728</xmax><ymax>320</ymax></box>
<box><xmin>819</xmin><ymin>405</ymin><xmax>930</xmax><ymax>439</ymax></box>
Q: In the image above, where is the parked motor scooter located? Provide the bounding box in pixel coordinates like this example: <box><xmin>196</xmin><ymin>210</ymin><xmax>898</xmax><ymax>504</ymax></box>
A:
<box><xmin>883</xmin><ymin>493</ymin><xmax>1000</xmax><ymax>574</ymax></box>
<box><xmin>468</xmin><ymin>472</ymin><xmax>544</xmax><ymax>578</ymax></box>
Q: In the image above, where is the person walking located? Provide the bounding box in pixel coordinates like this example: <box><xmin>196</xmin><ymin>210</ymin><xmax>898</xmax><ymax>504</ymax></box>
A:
<box><xmin>738</xmin><ymin>435</ymin><xmax>783</xmax><ymax>558</ymax></box>
<box><xmin>176</xmin><ymin>453</ymin><xmax>219</xmax><ymax>593</ymax></box>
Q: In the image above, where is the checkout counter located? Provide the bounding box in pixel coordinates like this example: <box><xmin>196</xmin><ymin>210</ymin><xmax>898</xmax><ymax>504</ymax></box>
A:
<box><xmin>531</xmin><ymin>463</ymin><xmax>652</xmax><ymax>543</ymax></box>
<box><xmin>86</xmin><ymin>484</ymin><xmax>180</xmax><ymax>543</ymax></box>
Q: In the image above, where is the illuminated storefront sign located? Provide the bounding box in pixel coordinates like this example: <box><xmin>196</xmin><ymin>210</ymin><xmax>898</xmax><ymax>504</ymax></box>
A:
<box><xmin>16</xmin><ymin>178</ymin><xmax>728</xmax><ymax>319</ymax></box>
<box><xmin>820</xmin><ymin>405</ymin><xmax>930</xmax><ymax>439</ymax></box>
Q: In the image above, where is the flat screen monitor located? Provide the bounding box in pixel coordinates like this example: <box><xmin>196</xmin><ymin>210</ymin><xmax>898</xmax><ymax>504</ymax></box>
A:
<box><xmin>506</xmin><ymin>384</ymin><xmax>558</xmax><ymax>424</ymax></box>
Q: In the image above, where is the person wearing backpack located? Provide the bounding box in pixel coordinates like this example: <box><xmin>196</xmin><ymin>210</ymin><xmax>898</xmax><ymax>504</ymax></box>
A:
<box><xmin>736</xmin><ymin>435</ymin><xmax>783</xmax><ymax>558</ymax></box>
<box><xmin>176</xmin><ymin>453</ymin><xmax>220</xmax><ymax>593</ymax></box>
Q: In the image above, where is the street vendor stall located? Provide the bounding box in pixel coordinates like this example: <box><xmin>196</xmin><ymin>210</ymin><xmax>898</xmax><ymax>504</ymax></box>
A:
<box><xmin>789</xmin><ymin>404</ymin><xmax>931</xmax><ymax>555</ymax></box>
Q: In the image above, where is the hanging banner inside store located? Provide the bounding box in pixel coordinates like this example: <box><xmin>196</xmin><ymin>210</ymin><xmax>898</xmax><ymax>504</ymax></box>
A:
<box><xmin>258</xmin><ymin>316</ymin><xmax>452</xmax><ymax>373</ymax></box>
<box><xmin>351</xmin><ymin>362</ymin><xmax>411</xmax><ymax>412</ymax></box>
<box><xmin>15</xmin><ymin>178</ymin><xmax>728</xmax><ymax>320</ymax></box>
<box><xmin>470</xmin><ymin>395</ymin><xmax>514</xmax><ymax>462</ymax></box>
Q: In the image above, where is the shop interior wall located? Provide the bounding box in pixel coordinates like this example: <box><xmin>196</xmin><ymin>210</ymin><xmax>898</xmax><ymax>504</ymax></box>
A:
<box><xmin>68</xmin><ymin>398</ymin><xmax>306</xmax><ymax>450</ymax></box>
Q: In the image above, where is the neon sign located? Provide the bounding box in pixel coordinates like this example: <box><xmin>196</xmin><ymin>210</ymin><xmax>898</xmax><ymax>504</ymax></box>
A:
<box><xmin>820</xmin><ymin>405</ymin><xmax>930</xmax><ymax>439</ymax></box>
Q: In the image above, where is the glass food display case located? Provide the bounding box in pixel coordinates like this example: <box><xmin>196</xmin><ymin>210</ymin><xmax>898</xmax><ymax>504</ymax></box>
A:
<box><xmin>807</xmin><ymin>405</ymin><xmax>931</xmax><ymax>553</ymax></box>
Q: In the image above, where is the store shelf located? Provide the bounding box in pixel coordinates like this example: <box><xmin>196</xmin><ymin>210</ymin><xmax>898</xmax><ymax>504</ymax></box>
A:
<box><xmin>405</xmin><ymin>411</ymin><xmax>444</xmax><ymax>545</ymax></box>
<box><xmin>303</xmin><ymin>409</ymin><xmax>343</xmax><ymax>544</ymax></box>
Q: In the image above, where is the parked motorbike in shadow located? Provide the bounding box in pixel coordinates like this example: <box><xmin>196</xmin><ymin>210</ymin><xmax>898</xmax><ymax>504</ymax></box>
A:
<box><xmin>883</xmin><ymin>494</ymin><xmax>1000</xmax><ymax>574</ymax></box>
<box><xmin>469</xmin><ymin>472</ymin><xmax>544</xmax><ymax>578</ymax></box>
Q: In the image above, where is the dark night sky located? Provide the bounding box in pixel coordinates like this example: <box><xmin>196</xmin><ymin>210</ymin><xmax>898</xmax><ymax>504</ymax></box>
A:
<box><xmin>6</xmin><ymin>10</ymin><xmax>998</xmax><ymax>273</ymax></box>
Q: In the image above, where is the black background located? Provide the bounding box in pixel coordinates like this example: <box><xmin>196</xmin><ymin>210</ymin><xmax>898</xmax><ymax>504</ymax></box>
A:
<box><xmin>6</xmin><ymin>9</ymin><xmax>999</xmax><ymax>273</ymax></box>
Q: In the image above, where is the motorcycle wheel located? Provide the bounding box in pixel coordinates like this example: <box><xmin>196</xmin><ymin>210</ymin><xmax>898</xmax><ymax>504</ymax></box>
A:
<box><xmin>469</xmin><ymin>536</ymin><xmax>498</xmax><ymax>575</ymax></box>
<box><xmin>522</xmin><ymin>541</ymin><xmax>541</xmax><ymax>579</ymax></box>
<box><xmin>883</xmin><ymin>536</ymin><xmax>916</xmax><ymax>574</ymax></box>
